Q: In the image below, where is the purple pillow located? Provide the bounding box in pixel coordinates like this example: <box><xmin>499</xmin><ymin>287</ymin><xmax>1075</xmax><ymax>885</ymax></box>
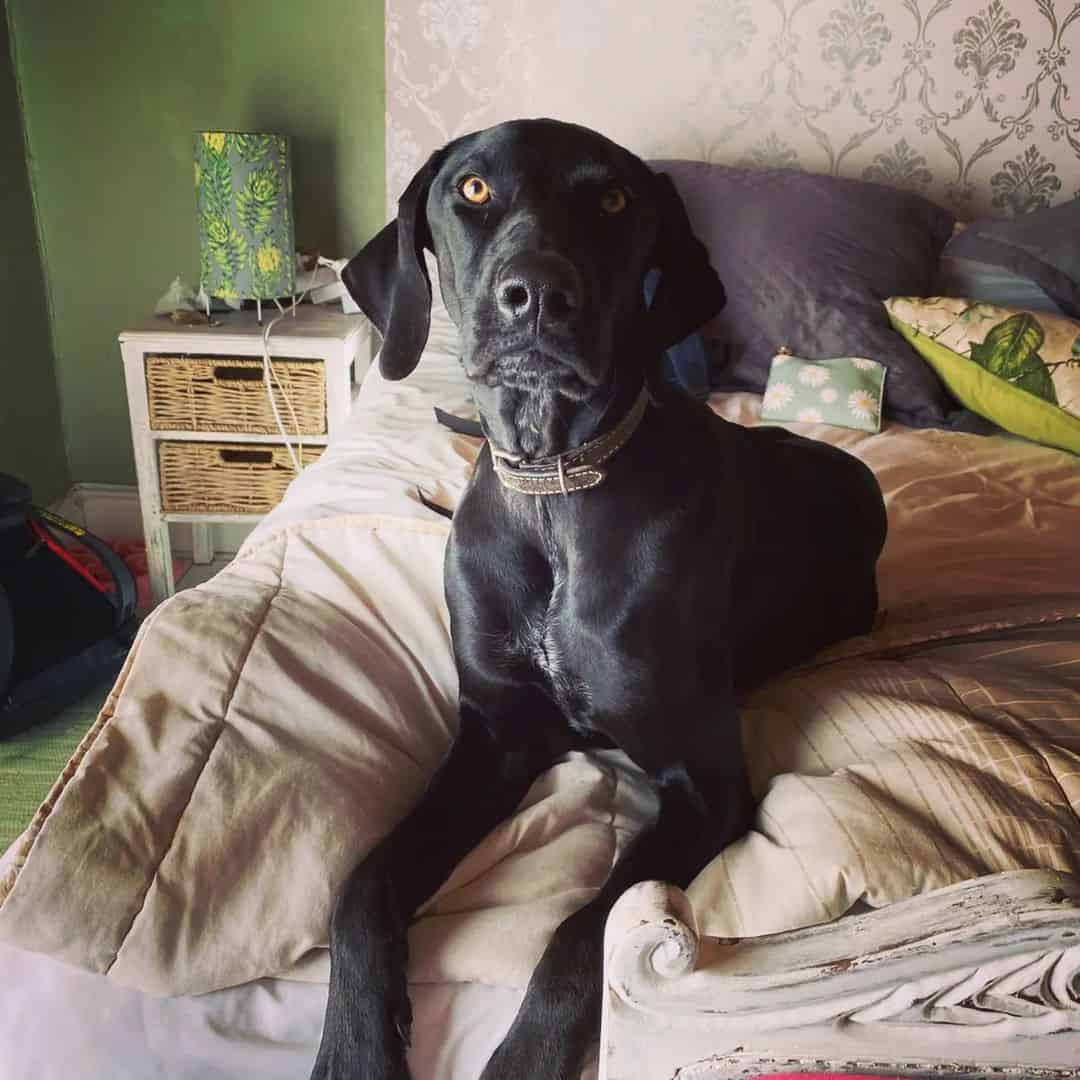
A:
<box><xmin>652</xmin><ymin>161</ymin><xmax>958</xmax><ymax>428</ymax></box>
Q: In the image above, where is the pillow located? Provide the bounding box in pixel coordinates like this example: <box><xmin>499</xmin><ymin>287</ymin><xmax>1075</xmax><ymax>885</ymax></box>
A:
<box><xmin>652</xmin><ymin>161</ymin><xmax>957</xmax><ymax>429</ymax></box>
<box><xmin>944</xmin><ymin>196</ymin><xmax>1080</xmax><ymax>319</ymax></box>
<box><xmin>936</xmin><ymin>255</ymin><xmax>1065</xmax><ymax>315</ymax></box>
<box><xmin>885</xmin><ymin>296</ymin><xmax>1080</xmax><ymax>455</ymax></box>
<box><xmin>760</xmin><ymin>351</ymin><xmax>886</xmax><ymax>433</ymax></box>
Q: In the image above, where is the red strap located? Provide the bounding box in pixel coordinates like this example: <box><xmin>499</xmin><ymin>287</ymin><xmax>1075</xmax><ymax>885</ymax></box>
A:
<box><xmin>27</xmin><ymin>516</ymin><xmax>113</xmax><ymax>595</ymax></box>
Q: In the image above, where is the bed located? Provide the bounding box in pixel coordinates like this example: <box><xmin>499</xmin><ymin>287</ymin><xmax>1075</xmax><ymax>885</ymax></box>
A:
<box><xmin>3</xmin><ymin>2</ymin><xmax>1080</xmax><ymax>1077</ymax></box>
<box><xmin>2</xmin><ymin>291</ymin><xmax>1079</xmax><ymax>1078</ymax></box>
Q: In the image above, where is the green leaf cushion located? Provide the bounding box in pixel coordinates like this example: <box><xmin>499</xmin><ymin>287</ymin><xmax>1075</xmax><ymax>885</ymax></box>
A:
<box><xmin>760</xmin><ymin>351</ymin><xmax>886</xmax><ymax>433</ymax></box>
<box><xmin>885</xmin><ymin>297</ymin><xmax>1080</xmax><ymax>456</ymax></box>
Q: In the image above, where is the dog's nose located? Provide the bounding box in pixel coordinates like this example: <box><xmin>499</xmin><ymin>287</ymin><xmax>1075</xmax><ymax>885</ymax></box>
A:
<box><xmin>495</xmin><ymin>253</ymin><xmax>581</xmax><ymax>329</ymax></box>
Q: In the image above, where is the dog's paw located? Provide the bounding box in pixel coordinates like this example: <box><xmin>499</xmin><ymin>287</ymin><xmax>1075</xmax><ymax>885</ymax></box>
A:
<box><xmin>315</xmin><ymin>859</ymin><xmax>415</xmax><ymax>1080</ymax></box>
<box><xmin>309</xmin><ymin>976</ymin><xmax>413</xmax><ymax>1080</ymax></box>
<box><xmin>309</xmin><ymin>1024</ymin><xmax>412</xmax><ymax>1080</ymax></box>
<box><xmin>479</xmin><ymin>1010</ymin><xmax>594</xmax><ymax>1080</ymax></box>
<box><xmin>480</xmin><ymin>908</ymin><xmax>603</xmax><ymax>1080</ymax></box>
<box><xmin>309</xmin><ymin>1046</ymin><xmax>411</xmax><ymax>1080</ymax></box>
<box><xmin>480</xmin><ymin>1037</ymin><xmax>586</xmax><ymax>1080</ymax></box>
<box><xmin>480</xmin><ymin>1034</ymin><xmax>549</xmax><ymax>1080</ymax></box>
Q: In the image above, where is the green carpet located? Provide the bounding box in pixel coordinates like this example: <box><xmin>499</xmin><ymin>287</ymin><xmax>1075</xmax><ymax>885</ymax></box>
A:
<box><xmin>0</xmin><ymin>682</ymin><xmax>109</xmax><ymax>853</ymax></box>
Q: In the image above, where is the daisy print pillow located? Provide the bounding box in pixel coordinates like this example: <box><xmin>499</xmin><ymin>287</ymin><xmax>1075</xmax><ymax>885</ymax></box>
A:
<box><xmin>760</xmin><ymin>350</ymin><xmax>886</xmax><ymax>433</ymax></box>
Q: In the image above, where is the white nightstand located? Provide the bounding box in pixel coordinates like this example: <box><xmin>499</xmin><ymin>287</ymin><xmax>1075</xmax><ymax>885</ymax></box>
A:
<box><xmin>119</xmin><ymin>305</ymin><xmax>373</xmax><ymax>607</ymax></box>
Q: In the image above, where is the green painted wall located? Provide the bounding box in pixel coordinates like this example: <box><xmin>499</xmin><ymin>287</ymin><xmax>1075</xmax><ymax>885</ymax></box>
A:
<box><xmin>0</xmin><ymin>3</ymin><xmax>68</xmax><ymax>502</ymax></box>
<box><xmin>8</xmin><ymin>0</ymin><xmax>384</xmax><ymax>487</ymax></box>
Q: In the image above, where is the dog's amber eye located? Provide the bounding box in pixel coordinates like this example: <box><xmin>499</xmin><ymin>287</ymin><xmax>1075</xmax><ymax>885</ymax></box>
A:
<box><xmin>600</xmin><ymin>186</ymin><xmax>628</xmax><ymax>214</ymax></box>
<box><xmin>459</xmin><ymin>176</ymin><xmax>491</xmax><ymax>205</ymax></box>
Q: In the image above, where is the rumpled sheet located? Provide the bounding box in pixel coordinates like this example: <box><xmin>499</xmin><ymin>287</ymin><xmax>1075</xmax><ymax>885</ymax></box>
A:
<box><xmin>692</xmin><ymin>625</ymin><xmax>1080</xmax><ymax>934</ymax></box>
<box><xmin>1</xmin><ymin>311</ymin><xmax>1078</xmax><ymax>998</ymax></box>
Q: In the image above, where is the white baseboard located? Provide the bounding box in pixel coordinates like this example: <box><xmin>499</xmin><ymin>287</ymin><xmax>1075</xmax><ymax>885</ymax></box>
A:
<box><xmin>53</xmin><ymin>483</ymin><xmax>252</xmax><ymax>556</ymax></box>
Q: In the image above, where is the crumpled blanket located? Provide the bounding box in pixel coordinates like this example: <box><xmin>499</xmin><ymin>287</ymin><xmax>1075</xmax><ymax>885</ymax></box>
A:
<box><xmin>1</xmin><ymin>336</ymin><xmax>1078</xmax><ymax>997</ymax></box>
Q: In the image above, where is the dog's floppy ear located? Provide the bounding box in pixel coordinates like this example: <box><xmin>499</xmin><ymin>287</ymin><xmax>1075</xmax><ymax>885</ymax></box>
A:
<box><xmin>341</xmin><ymin>153</ymin><xmax>441</xmax><ymax>380</ymax></box>
<box><xmin>646</xmin><ymin>172</ymin><xmax>726</xmax><ymax>351</ymax></box>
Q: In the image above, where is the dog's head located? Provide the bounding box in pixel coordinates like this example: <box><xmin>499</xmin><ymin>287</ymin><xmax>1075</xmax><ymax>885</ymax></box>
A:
<box><xmin>343</xmin><ymin>119</ymin><xmax>723</xmax><ymax>400</ymax></box>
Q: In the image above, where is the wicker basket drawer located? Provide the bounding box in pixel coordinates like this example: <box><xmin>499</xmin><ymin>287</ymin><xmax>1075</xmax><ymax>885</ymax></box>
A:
<box><xmin>146</xmin><ymin>355</ymin><xmax>326</xmax><ymax>435</ymax></box>
<box><xmin>158</xmin><ymin>441</ymin><xmax>323</xmax><ymax>515</ymax></box>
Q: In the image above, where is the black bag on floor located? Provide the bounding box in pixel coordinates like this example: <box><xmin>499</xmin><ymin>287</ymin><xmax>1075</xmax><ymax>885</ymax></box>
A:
<box><xmin>0</xmin><ymin>473</ymin><xmax>137</xmax><ymax>738</ymax></box>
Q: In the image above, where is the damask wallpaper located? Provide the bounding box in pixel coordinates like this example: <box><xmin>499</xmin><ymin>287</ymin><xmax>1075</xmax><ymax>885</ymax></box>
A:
<box><xmin>385</xmin><ymin>0</ymin><xmax>1080</xmax><ymax>220</ymax></box>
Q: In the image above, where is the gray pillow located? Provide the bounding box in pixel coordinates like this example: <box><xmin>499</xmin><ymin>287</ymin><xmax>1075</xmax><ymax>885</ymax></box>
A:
<box><xmin>936</xmin><ymin>255</ymin><xmax>1064</xmax><ymax>315</ymax></box>
<box><xmin>652</xmin><ymin>160</ymin><xmax>958</xmax><ymax>429</ymax></box>
<box><xmin>944</xmin><ymin>197</ymin><xmax>1080</xmax><ymax>320</ymax></box>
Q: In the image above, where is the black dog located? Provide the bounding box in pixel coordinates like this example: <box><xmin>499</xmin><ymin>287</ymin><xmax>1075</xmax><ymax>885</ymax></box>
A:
<box><xmin>312</xmin><ymin>119</ymin><xmax>887</xmax><ymax>1080</ymax></box>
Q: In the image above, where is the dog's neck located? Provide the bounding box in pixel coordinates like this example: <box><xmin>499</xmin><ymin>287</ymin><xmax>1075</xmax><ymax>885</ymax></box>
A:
<box><xmin>472</xmin><ymin>376</ymin><xmax>643</xmax><ymax>462</ymax></box>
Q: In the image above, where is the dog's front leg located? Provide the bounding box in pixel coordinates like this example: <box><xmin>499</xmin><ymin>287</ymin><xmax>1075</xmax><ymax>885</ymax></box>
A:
<box><xmin>480</xmin><ymin>757</ymin><xmax>752</xmax><ymax>1080</ymax></box>
<box><xmin>310</xmin><ymin>709</ymin><xmax>548</xmax><ymax>1080</ymax></box>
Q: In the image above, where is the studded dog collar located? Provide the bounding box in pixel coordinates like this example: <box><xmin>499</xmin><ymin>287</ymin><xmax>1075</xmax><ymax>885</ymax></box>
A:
<box><xmin>488</xmin><ymin>388</ymin><xmax>650</xmax><ymax>496</ymax></box>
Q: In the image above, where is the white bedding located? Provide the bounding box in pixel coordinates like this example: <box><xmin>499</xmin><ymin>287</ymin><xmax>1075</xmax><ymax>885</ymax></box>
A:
<box><xmin>2</xmin><ymin>293</ymin><xmax>1079</xmax><ymax>1079</ymax></box>
<box><xmin>0</xmin><ymin>939</ymin><xmax>536</xmax><ymax>1080</ymax></box>
<box><xmin>0</xmin><ymin>310</ymin><xmax>600</xmax><ymax>1080</ymax></box>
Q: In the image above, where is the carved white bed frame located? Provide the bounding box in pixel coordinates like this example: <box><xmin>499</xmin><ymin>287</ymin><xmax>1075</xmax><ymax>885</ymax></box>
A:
<box><xmin>599</xmin><ymin>871</ymin><xmax>1080</xmax><ymax>1078</ymax></box>
<box><xmin>382</xmin><ymin>5</ymin><xmax>1080</xmax><ymax>1076</ymax></box>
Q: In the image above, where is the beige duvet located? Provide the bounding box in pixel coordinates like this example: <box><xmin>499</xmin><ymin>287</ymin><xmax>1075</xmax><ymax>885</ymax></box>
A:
<box><xmin>1</xmin><ymin>337</ymin><xmax>1078</xmax><ymax>999</ymax></box>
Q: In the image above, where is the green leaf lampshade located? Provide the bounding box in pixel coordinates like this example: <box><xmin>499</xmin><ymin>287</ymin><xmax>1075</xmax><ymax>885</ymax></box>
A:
<box><xmin>195</xmin><ymin>131</ymin><xmax>295</xmax><ymax>302</ymax></box>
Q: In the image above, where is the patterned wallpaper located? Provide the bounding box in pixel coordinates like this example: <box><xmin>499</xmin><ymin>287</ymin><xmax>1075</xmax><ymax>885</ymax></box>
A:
<box><xmin>386</xmin><ymin>0</ymin><xmax>1080</xmax><ymax>220</ymax></box>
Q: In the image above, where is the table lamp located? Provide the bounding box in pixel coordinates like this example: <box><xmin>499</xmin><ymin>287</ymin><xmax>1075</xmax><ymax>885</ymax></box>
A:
<box><xmin>195</xmin><ymin>131</ymin><xmax>295</xmax><ymax>322</ymax></box>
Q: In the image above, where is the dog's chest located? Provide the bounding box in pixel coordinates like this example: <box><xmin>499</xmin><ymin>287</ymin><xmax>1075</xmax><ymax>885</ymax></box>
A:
<box><xmin>509</xmin><ymin>565</ymin><xmax>593</xmax><ymax>722</ymax></box>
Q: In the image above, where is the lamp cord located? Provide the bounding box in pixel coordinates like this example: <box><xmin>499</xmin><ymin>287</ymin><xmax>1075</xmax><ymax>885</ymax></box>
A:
<box><xmin>254</xmin><ymin>253</ymin><xmax>349</xmax><ymax>475</ymax></box>
<box><xmin>260</xmin><ymin>291</ymin><xmax>309</xmax><ymax>475</ymax></box>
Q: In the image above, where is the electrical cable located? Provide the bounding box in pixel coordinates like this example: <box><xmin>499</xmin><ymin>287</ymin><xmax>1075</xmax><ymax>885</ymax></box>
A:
<box><xmin>260</xmin><ymin>286</ymin><xmax>312</xmax><ymax>474</ymax></box>
<box><xmin>259</xmin><ymin>255</ymin><xmax>347</xmax><ymax>475</ymax></box>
